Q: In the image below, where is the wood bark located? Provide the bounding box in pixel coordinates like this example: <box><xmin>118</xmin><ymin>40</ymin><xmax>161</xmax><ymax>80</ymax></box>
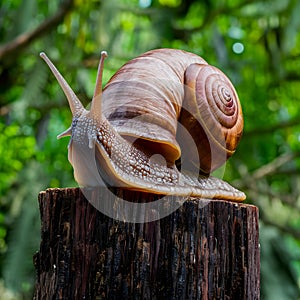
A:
<box><xmin>33</xmin><ymin>188</ymin><xmax>260</xmax><ymax>299</ymax></box>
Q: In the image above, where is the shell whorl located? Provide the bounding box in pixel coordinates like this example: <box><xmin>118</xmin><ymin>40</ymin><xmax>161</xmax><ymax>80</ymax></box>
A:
<box><xmin>181</xmin><ymin>63</ymin><xmax>243</xmax><ymax>173</ymax></box>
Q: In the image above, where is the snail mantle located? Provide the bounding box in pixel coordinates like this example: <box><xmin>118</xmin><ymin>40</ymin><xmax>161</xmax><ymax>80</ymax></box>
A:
<box><xmin>33</xmin><ymin>187</ymin><xmax>260</xmax><ymax>299</ymax></box>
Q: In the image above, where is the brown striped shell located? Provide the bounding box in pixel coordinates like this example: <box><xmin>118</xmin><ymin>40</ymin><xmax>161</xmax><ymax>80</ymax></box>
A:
<box><xmin>102</xmin><ymin>49</ymin><xmax>243</xmax><ymax>174</ymax></box>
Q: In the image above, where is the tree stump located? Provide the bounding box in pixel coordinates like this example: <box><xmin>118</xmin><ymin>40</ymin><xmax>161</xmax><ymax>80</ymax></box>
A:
<box><xmin>33</xmin><ymin>188</ymin><xmax>260</xmax><ymax>299</ymax></box>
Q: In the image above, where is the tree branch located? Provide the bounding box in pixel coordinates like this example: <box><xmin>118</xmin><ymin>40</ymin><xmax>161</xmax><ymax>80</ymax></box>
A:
<box><xmin>234</xmin><ymin>152</ymin><xmax>300</xmax><ymax>187</ymax></box>
<box><xmin>251</xmin><ymin>151</ymin><xmax>300</xmax><ymax>180</ymax></box>
<box><xmin>244</xmin><ymin>182</ymin><xmax>299</xmax><ymax>211</ymax></box>
<box><xmin>245</xmin><ymin>118</ymin><xmax>300</xmax><ymax>137</ymax></box>
<box><xmin>0</xmin><ymin>0</ymin><xmax>74</xmax><ymax>61</ymax></box>
<box><xmin>232</xmin><ymin>152</ymin><xmax>300</xmax><ymax>208</ymax></box>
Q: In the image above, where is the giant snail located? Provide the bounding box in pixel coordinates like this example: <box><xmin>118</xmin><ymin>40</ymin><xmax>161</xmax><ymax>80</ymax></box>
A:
<box><xmin>40</xmin><ymin>49</ymin><xmax>245</xmax><ymax>201</ymax></box>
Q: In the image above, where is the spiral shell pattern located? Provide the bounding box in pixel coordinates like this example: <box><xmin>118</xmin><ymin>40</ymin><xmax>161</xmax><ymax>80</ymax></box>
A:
<box><xmin>180</xmin><ymin>63</ymin><xmax>243</xmax><ymax>173</ymax></box>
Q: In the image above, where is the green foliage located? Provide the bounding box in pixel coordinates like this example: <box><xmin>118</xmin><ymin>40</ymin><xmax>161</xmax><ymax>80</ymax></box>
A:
<box><xmin>260</xmin><ymin>225</ymin><xmax>300</xmax><ymax>300</ymax></box>
<box><xmin>0</xmin><ymin>123</ymin><xmax>35</xmax><ymax>195</ymax></box>
<box><xmin>0</xmin><ymin>0</ymin><xmax>300</xmax><ymax>298</ymax></box>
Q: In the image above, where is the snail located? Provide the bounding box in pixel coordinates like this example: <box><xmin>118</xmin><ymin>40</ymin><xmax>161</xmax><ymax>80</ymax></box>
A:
<box><xmin>40</xmin><ymin>48</ymin><xmax>245</xmax><ymax>201</ymax></box>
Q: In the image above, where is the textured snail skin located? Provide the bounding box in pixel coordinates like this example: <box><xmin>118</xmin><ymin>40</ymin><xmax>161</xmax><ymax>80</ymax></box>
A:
<box><xmin>40</xmin><ymin>49</ymin><xmax>246</xmax><ymax>201</ymax></box>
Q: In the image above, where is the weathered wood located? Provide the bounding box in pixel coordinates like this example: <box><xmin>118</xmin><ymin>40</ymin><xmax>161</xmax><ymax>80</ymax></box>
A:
<box><xmin>33</xmin><ymin>188</ymin><xmax>260</xmax><ymax>299</ymax></box>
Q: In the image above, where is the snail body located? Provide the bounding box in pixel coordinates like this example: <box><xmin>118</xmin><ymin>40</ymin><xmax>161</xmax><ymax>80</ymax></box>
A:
<box><xmin>40</xmin><ymin>49</ymin><xmax>245</xmax><ymax>201</ymax></box>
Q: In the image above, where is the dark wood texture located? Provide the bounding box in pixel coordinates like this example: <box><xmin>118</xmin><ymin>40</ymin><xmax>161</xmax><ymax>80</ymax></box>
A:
<box><xmin>33</xmin><ymin>188</ymin><xmax>259</xmax><ymax>299</ymax></box>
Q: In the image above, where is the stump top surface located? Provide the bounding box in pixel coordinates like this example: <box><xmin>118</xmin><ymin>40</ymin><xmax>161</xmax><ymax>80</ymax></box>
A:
<box><xmin>40</xmin><ymin>187</ymin><xmax>256</xmax><ymax>209</ymax></box>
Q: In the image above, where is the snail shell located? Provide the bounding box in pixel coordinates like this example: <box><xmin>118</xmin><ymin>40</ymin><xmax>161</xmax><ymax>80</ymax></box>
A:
<box><xmin>40</xmin><ymin>49</ymin><xmax>245</xmax><ymax>201</ymax></box>
<box><xmin>101</xmin><ymin>49</ymin><xmax>243</xmax><ymax>174</ymax></box>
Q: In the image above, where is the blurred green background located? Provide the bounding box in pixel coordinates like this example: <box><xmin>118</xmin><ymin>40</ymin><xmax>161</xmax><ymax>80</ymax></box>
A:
<box><xmin>0</xmin><ymin>0</ymin><xmax>300</xmax><ymax>298</ymax></box>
